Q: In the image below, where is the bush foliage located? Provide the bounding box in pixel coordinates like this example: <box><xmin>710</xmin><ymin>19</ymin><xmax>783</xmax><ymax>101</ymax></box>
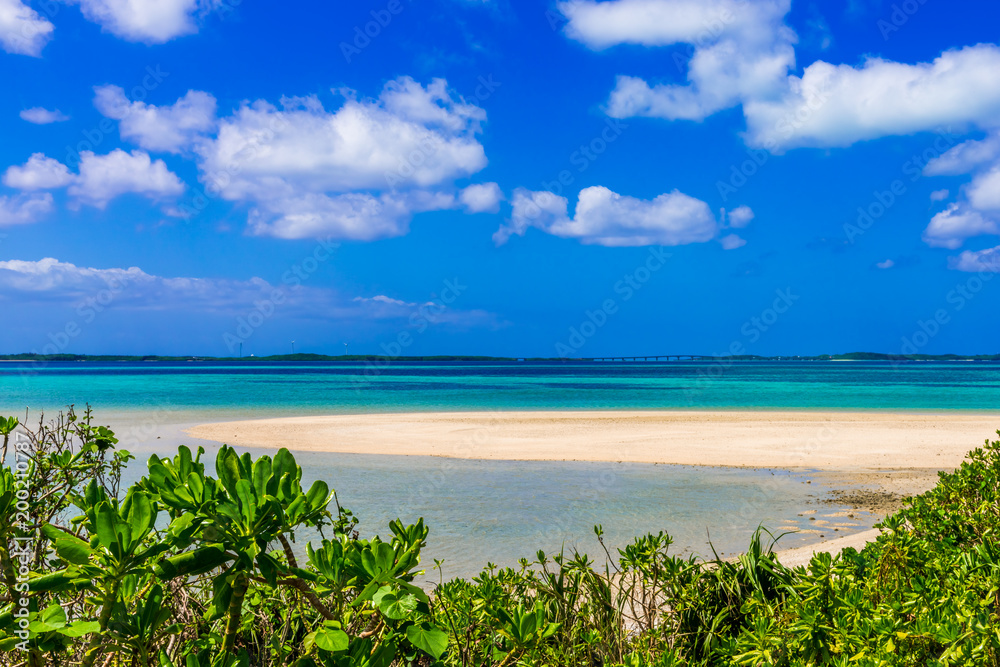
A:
<box><xmin>1</xmin><ymin>408</ymin><xmax>998</xmax><ymax>666</ymax></box>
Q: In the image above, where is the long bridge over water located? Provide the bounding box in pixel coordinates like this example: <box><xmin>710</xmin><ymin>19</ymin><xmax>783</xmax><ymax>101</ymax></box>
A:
<box><xmin>580</xmin><ymin>355</ymin><xmax>716</xmax><ymax>362</ymax></box>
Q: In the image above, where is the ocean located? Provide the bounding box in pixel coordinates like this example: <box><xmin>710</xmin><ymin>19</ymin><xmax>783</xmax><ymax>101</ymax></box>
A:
<box><xmin>3</xmin><ymin>360</ymin><xmax>997</xmax><ymax>578</ymax></box>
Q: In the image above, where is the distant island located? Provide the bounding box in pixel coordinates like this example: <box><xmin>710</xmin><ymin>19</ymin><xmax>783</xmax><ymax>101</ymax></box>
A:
<box><xmin>1</xmin><ymin>351</ymin><xmax>999</xmax><ymax>362</ymax></box>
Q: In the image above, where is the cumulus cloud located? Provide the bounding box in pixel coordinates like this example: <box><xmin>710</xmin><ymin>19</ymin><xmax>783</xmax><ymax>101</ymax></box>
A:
<box><xmin>459</xmin><ymin>182</ymin><xmax>502</xmax><ymax>213</ymax></box>
<box><xmin>719</xmin><ymin>233</ymin><xmax>746</xmax><ymax>250</ymax></box>
<box><xmin>924</xmin><ymin>132</ymin><xmax>1000</xmax><ymax>177</ymax></box>
<box><xmin>3</xmin><ymin>154</ymin><xmax>74</xmax><ymax>190</ymax></box>
<box><xmin>922</xmin><ymin>132</ymin><xmax>1000</xmax><ymax>252</ymax></box>
<box><xmin>20</xmin><ymin>107</ymin><xmax>69</xmax><ymax>124</ymax></box>
<box><xmin>5</xmin><ymin>150</ymin><xmax>185</xmax><ymax>209</ymax></box>
<box><xmin>563</xmin><ymin>1</ymin><xmax>1000</xmax><ymax>161</ymax></box>
<box><xmin>726</xmin><ymin>205</ymin><xmax>754</xmax><ymax>228</ymax></box>
<box><xmin>0</xmin><ymin>0</ymin><xmax>53</xmax><ymax>56</ymax></box>
<box><xmin>561</xmin><ymin>0</ymin><xmax>796</xmax><ymax>121</ymax></box>
<box><xmin>876</xmin><ymin>259</ymin><xmax>894</xmax><ymax>269</ymax></box>
<box><xmin>495</xmin><ymin>186</ymin><xmax>733</xmax><ymax>247</ymax></box>
<box><xmin>949</xmin><ymin>246</ymin><xmax>1000</xmax><ymax>272</ymax></box>
<box><xmin>0</xmin><ymin>193</ymin><xmax>53</xmax><ymax>226</ymax></box>
<box><xmin>930</xmin><ymin>189</ymin><xmax>950</xmax><ymax>202</ymax></box>
<box><xmin>744</xmin><ymin>45</ymin><xmax>1000</xmax><ymax>150</ymax></box>
<box><xmin>194</xmin><ymin>77</ymin><xmax>487</xmax><ymax>240</ymax></box>
<box><xmin>967</xmin><ymin>168</ymin><xmax>1000</xmax><ymax>213</ymax></box>
<box><xmin>246</xmin><ymin>191</ymin><xmax>455</xmax><ymax>241</ymax></box>
<box><xmin>922</xmin><ymin>204</ymin><xmax>1000</xmax><ymax>249</ymax></box>
<box><xmin>70</xmin><ymin>150</ymin><xmax>185</xmax><ymax>208</ymax></box>
<box><xmin>5</xmin><ymin>78</ymin><xmax>489</xmax><ymax>238</ymax></box>
<box><xmin>71</xmin><ymin>0</ymin><xmax>220</xmax><ymax>43</ymax></box>
<box><xmin>94</xmin><ymin>85</ymin><xmax>217</xmax><ymax>153</ymax></box>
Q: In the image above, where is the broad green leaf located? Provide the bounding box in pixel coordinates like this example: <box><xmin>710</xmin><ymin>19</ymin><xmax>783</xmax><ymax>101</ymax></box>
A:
<box><xmin>186</xmin><ymin>472</ymin><xmax>205</xmax><ymax>503</ymax></box>
<box><xmin>54</xmin><ymin>538</ymin><xmax>93</xmax><ymax>565</ymax></box>
<box><xmin>257</xmin><ymin>552</ymin><xmax>280</xmax><ymax>586</ymax></box>
<box><xmin>312</xmin><ymin>626</ymin><xmax>349</xmax><ymax>652</ymax></box>
<box><xmin>28</xmin><ymin>570</ymin><xmax>78</xmax><ymax>593</ymax></box>
<box><xmin>154</xmin><ymin>545</ymin><xmax>230</xmax><ymax>580</ymax></box>
<box><xmin>216</xmin><ymin>447</ymin><xmax>241</xmax><ymax>499</ymax></box>
<box><xmin>251</xmin><ymin>455</ymin><xmax>271</xmax><ymax>497</ymax></box>
<box><xmin>30</xmin><ymin>604</ymin><xmax>67</xmax><ymax>632</ymax></box>
<box><xmin>125</xmin><ymin>490</ymin><xmax>154</xmax><ymax>540</ymax></box>
<box><xmin>378</xmin><ymin>591</ymin><xmax>418</xmax><ymax>620</ymax></box>
<box><xmin>374</xmin><ymin>542</ymin><xmax>395</xmax><ymax>574</ymax></box>
<box><xmin>58</xmin><ymin>620</ymin><xmax>101</xmax><ymax>637</ymax></box>
<box><xmin>273</xmin><ymin>448</ymin><xmax>296</xmax><ymax>483</ymax></box>
<box><xmin>94</xmin><ymin>502</ymin><xmax>119</xmax><ymax>554</ymax></box>
<box><xmin>235</xmin><ymin>479</ymin><xmax>257</xmax><ymax>525</ymax></box>
<box><xmin>405</xmin><ymin>622</ymin><xmax>448</xmax><ymax>659</ymax></box>
<box><xmin>305</xmin><ymin>480</ymin><xmax>329</xmax><ymax>511</ymax></box>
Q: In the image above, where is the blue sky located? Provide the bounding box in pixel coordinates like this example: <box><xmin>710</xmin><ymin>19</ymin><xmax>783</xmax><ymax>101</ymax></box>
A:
<box><xmin>1</xmin><ymin>0</ymin><xmax>999</xmax><ymax>358</ymax></box>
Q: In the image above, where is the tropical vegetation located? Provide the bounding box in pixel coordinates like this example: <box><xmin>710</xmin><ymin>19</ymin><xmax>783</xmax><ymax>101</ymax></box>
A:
<box><xmin>1</xmin><ymin>408</ymin><xmax>998</xmax><ymax>666</ymax></box>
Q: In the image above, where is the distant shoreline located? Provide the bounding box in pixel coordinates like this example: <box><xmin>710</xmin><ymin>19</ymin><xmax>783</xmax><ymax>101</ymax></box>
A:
<box><xmin>3</xmin><ymin>351</ymin><xmax>1000</xmax><ymax>363</ymax></box>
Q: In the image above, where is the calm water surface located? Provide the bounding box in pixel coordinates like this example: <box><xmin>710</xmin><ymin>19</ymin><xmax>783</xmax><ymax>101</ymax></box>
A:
<box><xmin>4</xmin><ymin>360</ymin><xmax>992</xmax><ymax>577</ymax></box>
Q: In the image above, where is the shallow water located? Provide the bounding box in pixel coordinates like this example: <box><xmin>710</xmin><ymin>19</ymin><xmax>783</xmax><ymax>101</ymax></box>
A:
<box><xmin>4</xmin><ymin>359</ymin><xmax>968</xmax><ymax>579</ymax></box>
<box><xmin>116</xmin><ymin>424</ymin><xmax>867</xmax><ymax>580</ymax></box>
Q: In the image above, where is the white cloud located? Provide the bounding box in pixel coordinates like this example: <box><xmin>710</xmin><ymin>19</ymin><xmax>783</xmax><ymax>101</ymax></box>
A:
<box><xmin>0</xmin><ymin>257</ymin><xmax>503</xmax><ymax>331</ymax></box>
<box><xmin>726</xmin><ymin>205</ymin><xmax>754</xmax><ymax>228</ymax></box>
<box><xmin>20</xmin><ymin>107</ymin><xmax>69</xmax><ymax>124</ymax></box>
<box><xmin>744</xmin><ymin>45</ymin><xmax>1000</xmax><ymax>150</ymax></box>
<box><xmin>967</xmin><ymin>168</ymin><xmax>1000</xmax><ymax>213</ymax></box>
<box><xmin>876</xmin><ymin>259</ymin><xmax>894</xmax><ymax>269</ymax></box>
<box><xmin>94</xmin><ymin>85</ymin><xmax>217</xmax><ymax>153</ymax></box>
<box><xmin>495</xmin><ymin>186</ymin><xmax>725</xmax><ymax>247</ymax></box>
<box><xmin>561</xmin><ymin>0</ymin><xmax>789</xmax><ymax>49</ymax></box>
<box><xmin>351</xmin><ymin>293</ymin><xmax>502</xmax><ymax>328</ymax></box>
<box><xmin>922</xmin><ymin>132</ymin><xmax>1000</xmax><ymax>252</ymax></box>
<box><xmin>0</xmin><ymin>0</ymin><xmax>53</xmax><ymax>56</ymax></box>
<box><xmin>565</xmin><ymin>2</ymin><xmax>1000</xmax><ymax>163</ymax></box>
<box><xmin>3</xmin><ymin>154</ymin><xmax>74</xmax><ymax>190</ymax></box>
<box><xmin>561</xmin><ymin>0</ymin><xmax>796</xmax><ymax>121</ymax></box>
<box><xmin>0</xmin><ymin>193</ymin><xmax>53</xmax><ymax>226</ymax></box>
<box><xmin>0</xmin><ymin>257</ymin><xmax>326</xmax><ymax>316</ymax></box>
<box><xmin>353</xmin><ymin>294</ymin><xmax>419</xmax><ymax>308</ymax></box>
<box><xmin>4</xmin><ymin>150</ymin><xmax>184</xmax><ymax>209</ymax></box>
<box><xmin>924</xmin><ymin>133</ymin><xmax>1000</xmax><ymax>176</ymax></box>
<box><xmin>4</xmin><ymin>78</ymin><xmax>489</xmax><ymax>237</ymax></box>
<box><xmin>719</xmin><ymin>233</ymin><xmax>746</xmax><ymax>250</ymax></box>
<box><xmin>949</xmin><ymin>246</ymin><xmax>1000</xmax><ymax>273</ymax></box>
<box><xmin>246</xmin><ymin>191</ymin><xmax>455</xmax><ymax>241</ymax></box>
<box><xmin>930</xmin><ymin>189</ymin><xmax>950</xmax><ymax>202</ymax></box>
<box><xmin>922</xmin><ymin>204</ymin><xmax>1000</xmax><ymax>249</ymax></box>
<box><xmin>69</xmin><ymin>149</ymin><xmax>185</xmax><ymax>208</ymax></box>
<box><xmin>459</xmin><ymin>182</ymin><xmax>502</xmax><ymax>213</ymax></box>
<box><xmin>195</xmin><ymin>77</ymin><xmax>487</xmax><ymax>240</ymax></box>
<box><xmin>72</xmin><ymin>0</ymin><xmax>219</xmax><ymax>43</ymax></box>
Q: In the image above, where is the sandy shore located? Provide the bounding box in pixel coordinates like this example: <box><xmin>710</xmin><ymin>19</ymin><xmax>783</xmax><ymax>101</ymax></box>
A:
<box><xmin>775</xmin><ymin>528</ymin><xmax>881</xmax><ymax>568</ymax></box>
<box><xmin>187</xmin><ymin>410</ymin><xmax>997</xmax><ymax>566</ymax></box>
<box><xmin>186</xmin><ymin>410</ymin><xmax>999</xmax><ymax>471</ymax></box>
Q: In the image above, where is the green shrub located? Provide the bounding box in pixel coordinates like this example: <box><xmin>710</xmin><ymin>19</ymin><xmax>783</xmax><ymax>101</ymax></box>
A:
<box><xmin>1</xmin><ymin>409</ymin><xmax>998</xmax><ymax>666</ymax></box>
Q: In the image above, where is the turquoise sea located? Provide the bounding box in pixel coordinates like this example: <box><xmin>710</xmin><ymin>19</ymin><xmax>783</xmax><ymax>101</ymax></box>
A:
<box><xmin>3</xmin><ymin>360</ymin><xmax>998</xmax><ymax>578</ymax></box>
<box><xmin>4</xmin><ymin>359</ymin><xmax>1000</xmax><ymax>418</ymax></box>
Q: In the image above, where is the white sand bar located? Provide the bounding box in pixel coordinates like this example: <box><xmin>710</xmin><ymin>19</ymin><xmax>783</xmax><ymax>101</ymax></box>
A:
<box><xmin>186</xmin><ymin>410</ymin><xmax>1000</xmax><ymax>471</ymax></box>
